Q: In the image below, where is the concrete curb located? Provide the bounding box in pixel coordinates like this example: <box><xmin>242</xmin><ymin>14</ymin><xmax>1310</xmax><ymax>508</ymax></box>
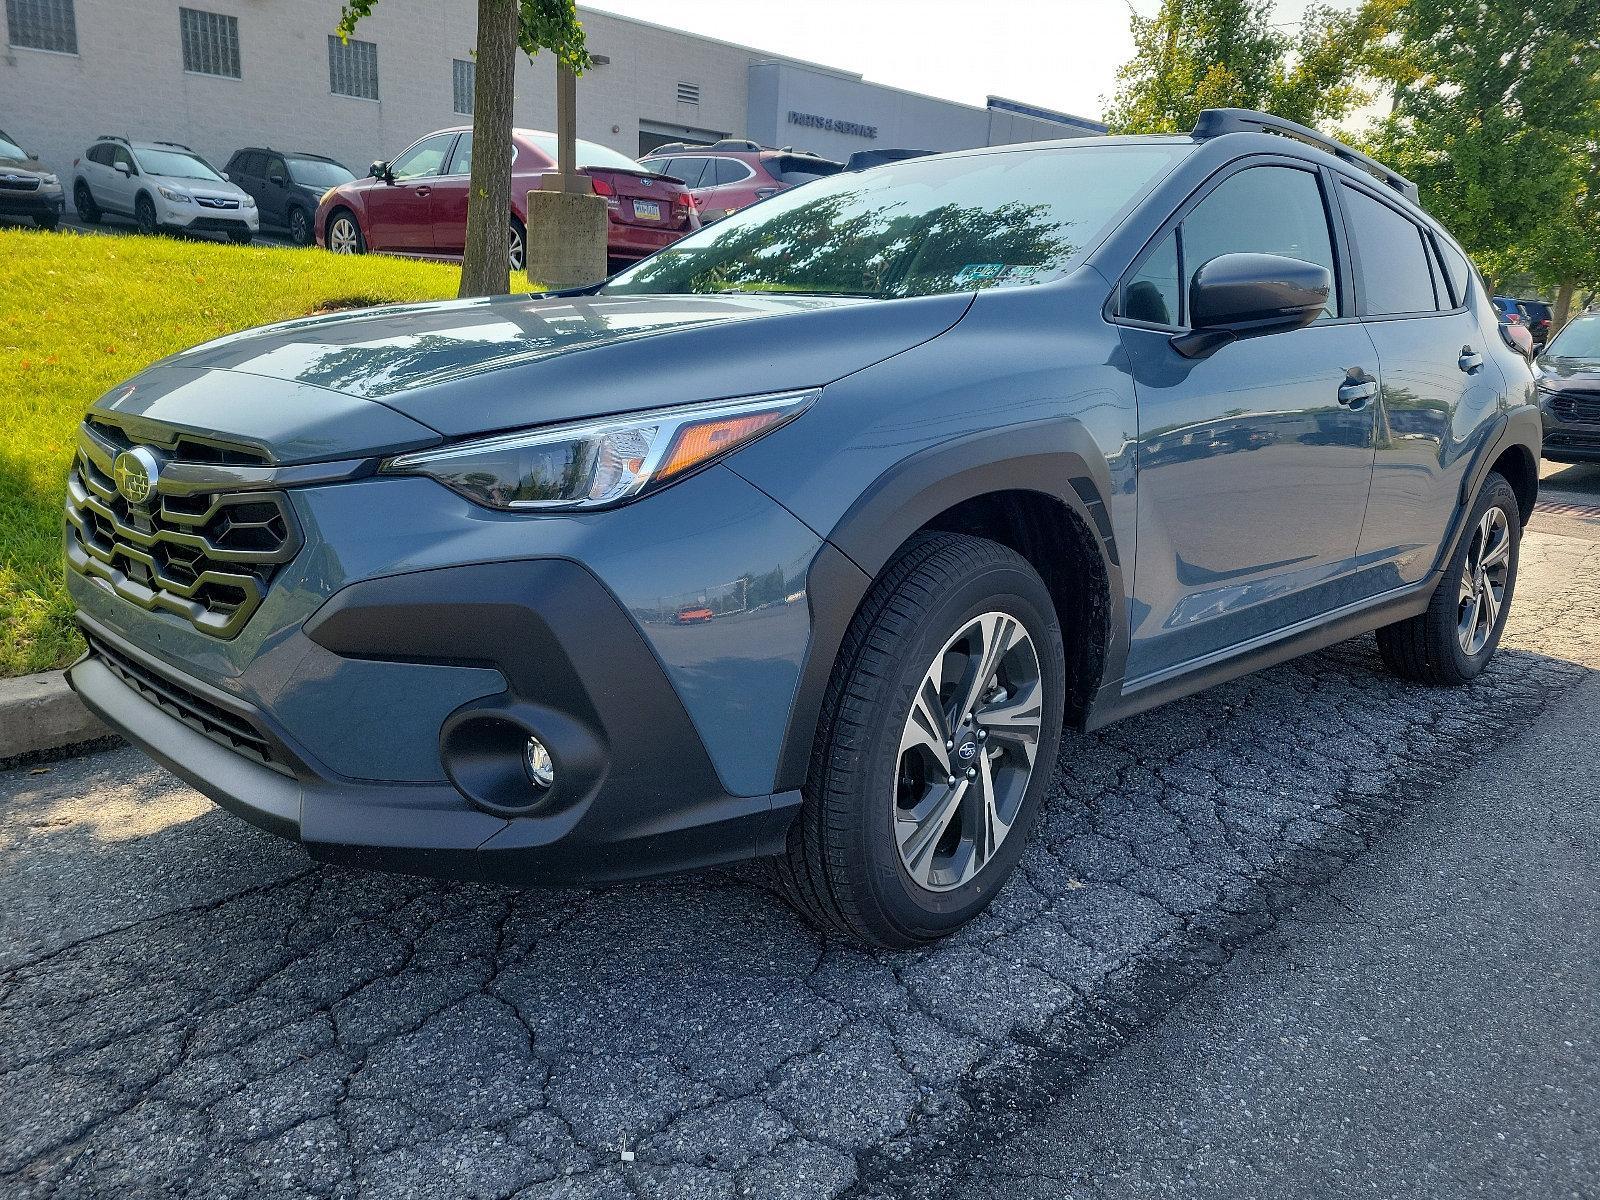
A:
<box><xmin>0</xmin><ymin>670</ymin><xmax>114</xmax><ymax>764</ymax></box>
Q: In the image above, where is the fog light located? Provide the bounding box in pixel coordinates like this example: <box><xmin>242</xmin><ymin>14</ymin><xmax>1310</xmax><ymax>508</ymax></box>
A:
<box><xmin>523</xmin><ymin>737</ymin><xmax>555</xmax><ymax>789</ymax></box>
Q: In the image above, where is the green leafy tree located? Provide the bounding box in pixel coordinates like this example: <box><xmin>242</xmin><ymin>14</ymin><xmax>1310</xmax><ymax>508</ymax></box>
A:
<box><xmin>1371</xmin><ymin>0</ymin><xmax>1600</xmax><ymax>327</ymax></box>
<box><xmin>337</xmin><ymin>0</ymin><xmax>590</xmax><ymax>298</ymax></box>
<box><xmin>1105</xmin><ymin>0</ymin><xmax>1402</xmax><ymax>134</ymax></box>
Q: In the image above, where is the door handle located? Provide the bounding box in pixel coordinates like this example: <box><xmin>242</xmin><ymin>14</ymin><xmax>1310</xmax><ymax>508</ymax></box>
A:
<box><xmin>1459</xmin><ymin>345</ymin><xmax>1483</xmax><ymax>373</ymax></box>
<box><xmin>1338</xmin><ymin>376</ymin><xmax>1378</xmax><ymax>407</ymax></box>
<box><xmin>414</xmin><ymin>185</ymin><xmax>432</xmax><ymax>197</ymax></box>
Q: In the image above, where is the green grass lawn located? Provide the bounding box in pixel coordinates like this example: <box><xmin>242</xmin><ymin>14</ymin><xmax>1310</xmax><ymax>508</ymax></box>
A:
<box><xmin>0</xmin><ymin>227</ymin><xmax>462</xmax><ymax>678</ymax></box>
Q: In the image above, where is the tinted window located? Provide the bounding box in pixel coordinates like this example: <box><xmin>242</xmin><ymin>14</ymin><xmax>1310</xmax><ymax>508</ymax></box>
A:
<box><xmin>237</xmin><ymin>151</ymin><xmax>264</xmax><ymax>177</ymax></box>
<box><xmin>1183</xmin><ymin>166</ymin><xmax>1337</xmax><ymax>319</ymax></box>
<box><xmin>711</xmin><ymin>157</ymin><xmax>746</xmax><ymax>185</ymax></box>
<box><xmin>264</xmin><ymin>156</ymin><xmax>288</xmax><ymax>181</ymax></box>
<box><xmin>1340</xmin><ymin>185</ymin><xmax>1439</xmax><ymax>315</ymax></box>
<box><xmin>390</xmin><ymin>134</ymin><xmax>453</xmax><ymax>181</ymax></box>
<box><xmin>111</xmin><ymin>145</ymin><xmax>137</xmax><ymax>172</ymax></box>
<box><xmin>605</xmin><ymin>144</ymin><xmax>1185</xmax><ymax>300</ymax></box>
<box><xmin>1436</xmin><ymin>240</ymin><xmax>1473</xmax><ymax>306</ymax></box>
<box><xmin>666</xmin><ymin>156</ymin><xmax>708</xmax><ymax>187</ymax></box>
<box><xmin>88</xmin><ymin>143</ymin><xmax>114</xmax><ymax>166</ymax></box>
<box><xmin>519</xmin><ymin>133</ymin><xmax>644</xmax><ymax>172</ymax></box>
<box><xmin>1122</xmin><ymin>230</ymin><xmax>1180</xmax><ymax>326</ymax></box>
<box><xmin>287</xmin><ymin>157</ymin><xmax>354</xmax><ymax>188</ymax></box>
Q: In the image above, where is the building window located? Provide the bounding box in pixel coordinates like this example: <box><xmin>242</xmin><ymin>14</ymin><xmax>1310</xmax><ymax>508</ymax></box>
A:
<box><xmin>6</xmin><ymin>0</ymin><xmax>78</xmax><ymax>53</ymax></box>
<box><xmin>328</xmin><ymin>35</ymin><xmax>378</xmax><ymax>100</ymax></box>
<box><xmin>452</xmin><ymin>58</ymin><xmax>474</xmax><ymax>115</ymax></box>
<box><xmin>675</xmin><ymin>81</ymin><xmax>700</xmax><ymax>105</ymax></box>
<box><xmin>179</xmin><ymin>8</ymin><xmax>240</xmax><ymax>78</ymax></box>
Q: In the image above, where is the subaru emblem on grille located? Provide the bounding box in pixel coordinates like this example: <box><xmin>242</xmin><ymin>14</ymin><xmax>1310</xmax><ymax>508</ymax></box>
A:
<box><xmin>112</xmin><ymin>446</ymin><xmax>162</xmax><ymax>505</ymax></box>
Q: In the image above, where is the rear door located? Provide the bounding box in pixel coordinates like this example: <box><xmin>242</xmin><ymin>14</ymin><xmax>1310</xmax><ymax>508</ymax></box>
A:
<box><xmin>1118</xmin><ymin>159</ymin><xmax>1382</xmax><ymax>684</ymax></box>
<box><xmin>696</xmin><ymin>156</ymin><xmax>755</xmax><ymax>220</ymax></box>
<box><xmin>261</xmin><ymin>153</ymin><xmax>294</xmax><ymax>227</ymax></box>
<box><xmin>429</xmin><ymin>133</ymin><xmax>475</xmax><ymax>255</ymax></box>
<box><xmin>363</xmin><ymin>132</ymin><xmax>454</xmax><ymax>251</ymax></box>
<box><xmin>1337</xmin><ymin>179</ymin><xmax>1503</xmax><ymax>588</ymax></box>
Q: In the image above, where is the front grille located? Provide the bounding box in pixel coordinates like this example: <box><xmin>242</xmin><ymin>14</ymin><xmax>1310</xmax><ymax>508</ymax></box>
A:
<box><xmin>64</xmin><ymin>424</ymin><xmax>301</xmax><ymax>638</ymax></box>
<box><xmin>186</xmin><ymin>217</ymin><xmax>250</xmax><ymax>232</ymax></box>
<box><xmin>0</xmin><ymin>176</ymin><xmax>41</xmax><ymax>192</ymax></box>
<box><xmin>1550</xmin><ymin>391</ymin><xmax>1600</xmax><ymax>425</ymax></box>
<box><xmin>84</xmin><ymin>631</ymin><xmax>287</xmax><ymax>772</ymax></box>
<box><xmin>195</xmin><ymin>196</ymin><xmax>241</xmax><ymax>210</ymax></box>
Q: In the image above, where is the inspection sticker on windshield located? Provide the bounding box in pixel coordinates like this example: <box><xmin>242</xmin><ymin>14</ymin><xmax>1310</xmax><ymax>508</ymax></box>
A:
<box><xmin>954</xmin><ymin>263</ymin><xmax>1005</xmax><ymax>286</ymax></box>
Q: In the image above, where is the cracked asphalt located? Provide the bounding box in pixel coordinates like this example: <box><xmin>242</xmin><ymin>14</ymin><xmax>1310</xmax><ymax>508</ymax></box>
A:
<box><xmin>4</xmin><ymin>471</ymin><xmax>1599</xmax><ymax>1199</ymax></box>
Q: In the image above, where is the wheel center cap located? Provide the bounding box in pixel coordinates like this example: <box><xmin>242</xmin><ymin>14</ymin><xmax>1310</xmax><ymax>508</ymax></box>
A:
<box><xmin>955</xmin><ymin>736</ymin><xmax>979</xmax><ymax>765</ymax></box>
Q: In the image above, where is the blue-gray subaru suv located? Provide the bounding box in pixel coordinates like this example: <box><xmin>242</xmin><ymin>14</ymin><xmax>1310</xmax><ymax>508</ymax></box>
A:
<box><xmin>66</xmin><ymin>110</ymin><xmax>1540</xmax><ymax>947</ymax></box>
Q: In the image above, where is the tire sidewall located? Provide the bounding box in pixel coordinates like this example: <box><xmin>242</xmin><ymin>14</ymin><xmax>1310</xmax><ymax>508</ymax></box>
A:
<box><xmin>288</xmin><ymin>207</ymin><xmax>310</xmax><ymax>245</ymax></box>
<box><xmin>855</xmin><ymin>561</ymin><xmax>1066</xmax><ymax>940</ymax></box>
<box><xmin>1443</xmin><ymin>476</ymin><xmax>1521</xmax><ymax>677</ymax></box>
<box><xmin>135</xmin><ymin>195</ymin><xmax>157</xmax><ymax>236</ymax></box>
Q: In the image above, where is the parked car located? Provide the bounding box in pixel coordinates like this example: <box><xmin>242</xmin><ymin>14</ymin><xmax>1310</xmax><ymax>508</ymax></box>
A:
<box><xmin>0</xmin><ymin>126</ymin><xmax>64</xmax><ymax>229</ymax></box>
<box><xmin>844</xmin><ymin>148</ymin><xmax>934</xmax><ymax>172</ymax></box>
<box><xmin>73</xmin><ymin>137</ymin><xmax>257</xmax><ymax>242</ymax></box>
<box><xmin>638</xmin><ymin>140</ymin><xmax>842</xmax><ymax>221</ymax></box>
<box><xmin>224</xmin><ymin>148</ymin><xmax>354</xmax><ymax>246</ymax></box>
<box><xmin>1517</xmin><ymin>298</ymin><xmax>1553</xmax><ymax>349</ymax></box>
<box><xmin>315</xmin><ymin>128</ymin><xmax>696</xmax><ymax>272</ymax></box>
<box><xmin>1534</xmin><ymin>312</ymin><xmax>1600</xmax><ymax>463</ymax></box>
<box><xmin>1492</xmin><ymin>295</ymin><xmax>1524</xmax><ymax>324</ymax></box>
<box><xmin>64</xmin><ymin>109</ymin><xmax>1539</xmax><ymax>949</ymax></box>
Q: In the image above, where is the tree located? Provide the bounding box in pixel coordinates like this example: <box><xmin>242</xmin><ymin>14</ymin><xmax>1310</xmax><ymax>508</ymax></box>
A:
<box><xmin>1105</xmin><ymin>0</ymin><xmax>1402</xmax><ymax>135</ymax></box>
<box><xmin>336</xmin><ymin>0</ymin><xmax>590</xmax><ymax>298</ymax></box>
<box><xmin>1370</xmin><ymin>0</ymin><xmax>1600</xmax><ymax>327</ymax></box>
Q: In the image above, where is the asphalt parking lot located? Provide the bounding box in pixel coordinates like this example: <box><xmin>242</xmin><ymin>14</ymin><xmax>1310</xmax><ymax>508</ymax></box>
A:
<box><xmin>3</xmin><ymin>462</ymin><xmax>1598</xmax><ymax>1199</ymax></box>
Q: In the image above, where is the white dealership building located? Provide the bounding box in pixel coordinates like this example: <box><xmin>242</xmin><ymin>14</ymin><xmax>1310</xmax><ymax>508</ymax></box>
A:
<box><xmin>1</xmin><ymin>1</ymin><xmax>1104</xmax><ymax>187</ymax></box>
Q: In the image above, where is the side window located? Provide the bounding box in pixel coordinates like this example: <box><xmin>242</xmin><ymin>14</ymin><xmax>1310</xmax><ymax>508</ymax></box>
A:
<box><xmin>1339</xmin><ymin>184</ymin><xmax>1439</xmax><ymax>315</ymax></box>
<box><xmin>1121</xmin><ymin>231</ymin><xmax>1180</xmax><ymax>326</ymax></box>
<box><xmin>1182</xmin><ymin>165</ymin><xmax>1338</xmax><ymax>319</ymax></box>
<box><xmin>712</xmin><ymin>157</ymin><xmax>746</xmax><ymax>186</ymax></box>
<box><xmin>672</xmin><ymin>157</ymin><xmax>710</xmax><ymax>188</ymax></box>
<box><xmin>445</xmin><ymin>134</ymin><xmax>472</xmax><ymax>176</ymax></box>
<box><xmin>238</xmin><ymin>151</ymin><xmax>264</xmax><ymax>177</ymax></box>
<box><xmin>264</xmin><ymin>156</ymin><xmax>287</xmax><ymax>181</ymax></box>
<box><xmin>112</xmin><ymin>145</ymin><xmax>136</xmax><ymax>174</ymax></box>
<box><xmin>88</xmin><ymin>144</ymin><xmax>113</xmax><ymax>166</ymax></box>
<box><xmin>390</xmin><ymin>134</ymin><xmax>452</xmax><ymax>181</ymax></box>
<box><xmin>1435</xmin><ymin>236</ymin><xmax>1474</xmax><ymax>308</ymax></box>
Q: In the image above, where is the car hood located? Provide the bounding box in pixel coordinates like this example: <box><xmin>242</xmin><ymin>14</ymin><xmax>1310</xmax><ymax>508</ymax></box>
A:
<box><xmin>1537</xmin><ymin>356</ymin><xmax>1600</xmax><ymax>380</ymax></box>
<box><xmin>91</xmin><ymin>290</ymin><xmax>972</xmax><ymax>459</ymax></box>
<box><xmin>151</xmin><ymin>173</ymin><xmax>248</xmax><ymax>202</ymax></box>
<box><xmin>0</xmin><ymin>155</ymin><xmax>45</xmax><ymax>175</ymax></box>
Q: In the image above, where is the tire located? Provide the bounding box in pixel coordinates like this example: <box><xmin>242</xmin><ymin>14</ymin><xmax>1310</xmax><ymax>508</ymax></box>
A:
<box><xmin>508</xmin><ymin>218</ymin><xmax>526</xmax><ymax>272</ymax></box>
<box><xmin>326</xmin><ymin>209</ymin><xmax>364</xmax><ymax>254</ymax></box>
<box><xmin>74</xmin><ymin>181</ymin><xmax>100</xmax><ymax>225</ymax></box>
<box><xmin>776</xmin><ymin>532</ymin><xmax>1067</xmax><ymax>948</ymax></box>
<box><xmin>1376</xmin><ymin>471</ymin><xmax>1521</xmax><ymax>685</ymax></box>
<box><xmin>34</xmin><ymin>211</ymin><xmax>59</xmax><ymax>230</ymax></box>
<box><xmin>134</xmin><ymin>193</ymin><xmax>159</xmax><ymax>237</ymax></box>
<box><xmin>227</xmin><ymin>229</ymin><xmax>253</xmax><ymax>245</ymax></box>
<box><xmin>287</xmin><ymin>206</ymin><xmax>312</xmax><ymax>246</ymax></box>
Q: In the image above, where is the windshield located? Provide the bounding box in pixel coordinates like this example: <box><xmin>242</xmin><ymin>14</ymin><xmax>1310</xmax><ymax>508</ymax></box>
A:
<box><xmin>602</xmin><ymin>144</ymin><xmax>1185</xmax><ymax>300</ymax></box>
<box><xmin>135</xmin><ymin>148</ymin><xmax>224</xmax><ymax>181</ymax></box>
<box><xmin>287</xmin><ymin>157</ymin><xmax>354</xmax><ymax>188</ymax></box>
<box><xmin>1545</xmin><ymin>315</ymin><xmax>1600</xmax><ymax>359</ymax></box>
<box><xmin>0</xmin><ymin>132</ymin><xmax>27</xmax><ymax>160</ymax></box>
<box><xmin>520</xmin><ymin>133</ymin><xmax>643</xmax><ymax>172</ymax></box>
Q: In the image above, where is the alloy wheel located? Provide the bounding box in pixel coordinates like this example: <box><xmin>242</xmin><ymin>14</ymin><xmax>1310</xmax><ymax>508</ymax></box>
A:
<box><xmin>508</xmin><ymin>224</ymin><xmax>525</xmax><ymax>272</ymax></box>
<box><xmin>289</xmin><ymin>208</ymin><xmax>310</xmax><ymax>245</ymax></box>
<box><xmin>1457</xmin><ymin>506</ymin><xmax>1511</xmax><ymax>656</ymax></box>
<box><xmin>328</xmin><ymin>215</ymin><xmax>359</xmax><ymax>254</ymax></box>
<box><xmin>895</xmin><ymin>612</ymin><xmax>1043</xmax><ymax>892</ymax></box>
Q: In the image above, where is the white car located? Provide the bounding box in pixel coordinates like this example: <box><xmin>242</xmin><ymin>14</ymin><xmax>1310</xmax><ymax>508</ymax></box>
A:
<box><xmin>72</xmin><ymin>137</ymin><xmax>258</xmax><ymax>243</ymax></box>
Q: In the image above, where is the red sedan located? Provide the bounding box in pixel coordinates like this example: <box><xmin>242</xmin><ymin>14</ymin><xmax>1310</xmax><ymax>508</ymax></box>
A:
<box><xmin>315</xmin><ymin>127</ymin><xmax>697</xmax><ymax>271</ymax></box>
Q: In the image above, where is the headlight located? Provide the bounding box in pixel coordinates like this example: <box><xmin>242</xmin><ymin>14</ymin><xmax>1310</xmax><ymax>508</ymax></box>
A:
<box><xmin>320</xmin><ymin>186</ymin><xmax>338</xmax><ymax>205</ymax></box>
<box><xmin>241</xmin><ymin>195</ymin><xmax>256</xmax><ymax>208</ymax></box>
<box><xmin>157</xmin><ymin>186</ymin><xmax>191</xmax><ymax>204</ymax></box>
<box><xmin>381</xmin><ymin>390</ymin><xmax>817</xmax><ymax>511</ymax></box>
<box><xmin>41</xmin><ymin>173</ymin><xmax>58</xmax><ymax>187</ymax></box>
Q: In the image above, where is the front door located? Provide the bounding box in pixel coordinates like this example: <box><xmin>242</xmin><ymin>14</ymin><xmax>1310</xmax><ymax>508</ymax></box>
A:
<box><xmin>429</xmin><ymin>133</ymin><xmax>474</xmax><ymax>256</ymax></box>
<box><xmin>1118</xmin><ymin>161</ymin><xmax>1381</xmax><ymax>684</ymax></box>
<box><xmin>363</xmin><ymin>132</ymin><xmax>454</xmax><ymax>251</ymax></box>
<box><xmin>105</xmin><ymin>143</ymin><xmax>138</xmax><ymax>214</ymax></box>
<box><xmin>261</xmin><ymin>153</ymin><xmax>293</xmax><ymax>227</ymax></box>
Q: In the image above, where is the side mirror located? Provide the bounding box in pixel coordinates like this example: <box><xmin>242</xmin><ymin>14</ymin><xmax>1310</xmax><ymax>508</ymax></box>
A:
<box><xmin>113</xmin><ymin>161</ymin><xmax>132</xmax><ymax>176</ymax></box>
<box><xmin>1172</xmin><ymin>252</ymin><xmax>1331</xmax><ymax>359</ymax></box>
<box><xmin>26</xmin><ymin>151</ymin><xmax>39</xmax><ymax>161</ymax></box>
<box><xmin>268</xmin><ymin>174</ymin><xmax>286</xmax><ymax>186</ymax></box>
<box><xmin>369</xmin><ymin>160</ymin><xmax>393</xmax><ymax>183</ymax></box>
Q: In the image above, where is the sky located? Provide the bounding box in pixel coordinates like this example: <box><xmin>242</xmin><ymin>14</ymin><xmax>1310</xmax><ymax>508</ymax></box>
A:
<box><xmin>582</xmin><ymin>0</ymin><xmax>1358</xmax><ymax>125</ymax></box>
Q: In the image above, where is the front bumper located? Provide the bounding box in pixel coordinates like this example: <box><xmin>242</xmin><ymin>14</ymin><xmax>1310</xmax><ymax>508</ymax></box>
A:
<box><xmin>68</xmin><ymin>559</ymin><xmax>802</xmax><ymax>884</ymax></box>
<box><xmin>159</xmin><ymin>197</ymin><xmax>259</xmax><ymax>233</ymax></box>
<box><xmin>1540</xmin><ymin>392</ymin><xmax>1600</xmax><ymax>461</ymax></box>
<box><xmin>0</xmin><ymin>187</ymin><xmax>63</xmax><ymax>219</ymax></box>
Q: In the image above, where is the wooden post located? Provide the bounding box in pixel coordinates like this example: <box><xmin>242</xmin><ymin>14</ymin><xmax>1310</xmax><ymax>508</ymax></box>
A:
<box><xmin>557</xmin><ymin>63</ymin><xmax>579</xmax><ymax>194</ymax></box>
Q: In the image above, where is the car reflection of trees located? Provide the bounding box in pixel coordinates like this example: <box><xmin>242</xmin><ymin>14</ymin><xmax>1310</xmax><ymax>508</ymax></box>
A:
<box><xmin>616</xmin><ymin>191</ymin><xmax>1081</xmax><ymax>299</ymax></box>
<box><xmin>646</xmin><ymin>562</ymin><xmax>806</xmax><ymax>627</ymax></box>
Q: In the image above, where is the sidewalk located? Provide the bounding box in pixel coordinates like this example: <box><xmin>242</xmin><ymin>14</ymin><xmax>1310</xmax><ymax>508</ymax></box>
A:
<box><xmin>916</xmin><ymin>672</ymin><xmax>1600</xmax><ymax>1199</ymax></box>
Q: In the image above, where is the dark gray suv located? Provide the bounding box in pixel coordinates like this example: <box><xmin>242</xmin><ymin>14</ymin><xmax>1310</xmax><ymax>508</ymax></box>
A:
<box><xmin>65</xmin><ymin>110</ymin><xmax>1540</xmax><ymax>948</ymax></box>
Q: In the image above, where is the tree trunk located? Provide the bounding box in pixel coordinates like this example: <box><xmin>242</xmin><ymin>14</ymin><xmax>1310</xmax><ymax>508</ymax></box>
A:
<box><xmin>1552</xmin><ymin>279</ymin><xmax>1576</xmax><ymax>334</ymax></box>
<box><xmin>459</xmin><ymin>0</ymin><xmax>517</xmax><ymax>299</ymax></box>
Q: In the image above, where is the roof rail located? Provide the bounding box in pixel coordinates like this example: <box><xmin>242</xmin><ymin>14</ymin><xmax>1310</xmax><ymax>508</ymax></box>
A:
<box><xmin>710</xmin><ymin>138</ymin><xmax>762</xmax><ymax>151</ymax></box>
<box><xmin>1192</xmin><ymin>108</ymin><xmax>1419</xmax><ymax>204</ymax></box>
<box><xmin>644</xmin><ymin>141</ymin><xmax>706</xmax><ymax>156</ymax></box>
<box><xmin>152</xmin><ymin>140</ymin><xmax>194</xmax><ymax>152</ymax></box>
<box><xmin>95</xmin><ymin>134</ymin><xmax>131</xmax><ymax>145</ymax></box>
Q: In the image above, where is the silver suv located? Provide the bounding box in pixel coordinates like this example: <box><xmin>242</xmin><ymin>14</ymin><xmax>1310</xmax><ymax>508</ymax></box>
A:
<box><xmin>73</xmin><ymin>137</ymin><xmax>257</xmax><ymax>243</ymax></box>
